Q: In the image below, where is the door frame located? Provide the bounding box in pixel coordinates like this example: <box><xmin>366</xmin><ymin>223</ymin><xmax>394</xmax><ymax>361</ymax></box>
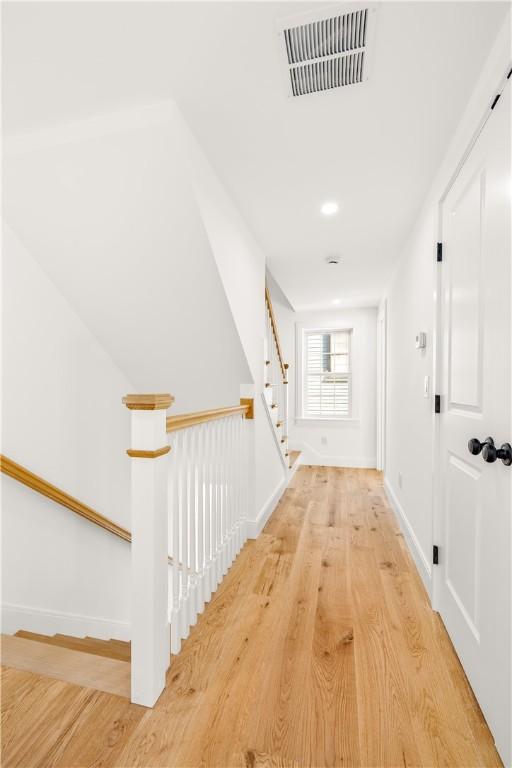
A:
<box><xmin>431</xmin><ymin>65</ymin><xmax>512</xmax><ymax>613</ymax></box>
<box><xmin>376</xmin><ymin>300</ymin><xmax>387</xmax><ymax>472</ymax></box>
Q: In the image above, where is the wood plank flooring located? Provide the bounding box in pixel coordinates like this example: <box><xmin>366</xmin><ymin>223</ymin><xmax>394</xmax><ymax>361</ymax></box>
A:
<box><xmin>1</xmin><ymin>467</ymin><xmax>501</xmax><ymax>767</ymax></box>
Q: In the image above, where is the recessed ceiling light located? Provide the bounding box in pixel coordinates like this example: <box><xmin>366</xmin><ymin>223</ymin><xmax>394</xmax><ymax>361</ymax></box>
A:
<box><xmin>332</xmin><ymin>299</ymin><xmax>341</xmax><ymax>305</ymax></box>
<box><xmin>321</xmin><ymin>201</ymin><xmax>339</xmax><ymax>216</ymax></box>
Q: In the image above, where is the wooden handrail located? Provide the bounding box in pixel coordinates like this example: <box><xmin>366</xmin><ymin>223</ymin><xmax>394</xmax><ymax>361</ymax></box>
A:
<box><xmin>265</xmin><ymin>284</ymin><xmax>287</xmax><ymax>381</ymax></box>
<box><xmin>166</xmin><ymin>400</ymin><xmax>253</xmax><ymax>433</ymax></box>
<box><xmin>0</xmin><ymin>455</ymin><xmax>195</xmax><ymax>574</ymax></box>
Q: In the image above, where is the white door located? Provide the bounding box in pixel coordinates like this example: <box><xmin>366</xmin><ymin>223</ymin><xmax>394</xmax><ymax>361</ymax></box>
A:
<box><xmin>438</xmin><ymin>80</ymin><xmax>511</xmax><ymax>765</ymax></box>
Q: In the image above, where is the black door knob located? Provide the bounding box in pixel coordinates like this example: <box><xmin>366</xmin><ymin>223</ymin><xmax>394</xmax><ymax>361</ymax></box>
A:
<box><xmin>468</xmin><ymin>437</ymin><xmax>494</xmax><ymax>456</ymax></box>
<box><xmin>482</xmin><ymin>442</ymin><xmax>512</xmax><ymax>466</ymax></box>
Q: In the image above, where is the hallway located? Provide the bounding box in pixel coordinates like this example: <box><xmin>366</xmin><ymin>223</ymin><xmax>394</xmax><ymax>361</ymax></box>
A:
<box><xmin>1</xmin><ymin>467</ymin><xmax>500</xmax><ymax>767</ymax></box>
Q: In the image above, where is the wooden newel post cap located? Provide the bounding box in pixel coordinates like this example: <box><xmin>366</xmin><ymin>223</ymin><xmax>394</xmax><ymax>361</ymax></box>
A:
<box><xmin>122</xmin><ymin>394</ymin><xmax>174</xmax><ymax>410</ymax></box>
<box><xmin>284</xmin><ymin>363</ymin><xmax>290</xmax><ymax>369</ymax></box>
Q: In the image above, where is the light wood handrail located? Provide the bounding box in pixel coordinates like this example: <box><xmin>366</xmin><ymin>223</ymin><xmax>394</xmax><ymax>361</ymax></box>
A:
<box><xmin>265</xmin><ymin>284</ymin><xmax>287</xmax><ymax>381</ymax></box>
<box><xmin>166</xmin><ymin>400</ymin><xmax>253</xmax><ymax>433</ymax></box>
<box><xmin>0</xmin><ymin>455</ymin><xmax>195</xmax><ymax>574</ymax></box>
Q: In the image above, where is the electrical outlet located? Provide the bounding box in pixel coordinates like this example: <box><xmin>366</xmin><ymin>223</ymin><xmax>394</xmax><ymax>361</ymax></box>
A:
<box><xmin>398</xmin><ymin>472</ymin><xmax>403</xmax><ymax>489</ymax></box>
<box><xmin>321</xmin><ymin>436</ymin><xmax>327</xmax><ymax>446</ymax></box>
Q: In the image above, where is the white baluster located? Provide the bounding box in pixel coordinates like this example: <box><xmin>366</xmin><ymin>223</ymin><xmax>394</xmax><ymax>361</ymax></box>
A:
<box><xmin>231</xmin><ymin>416</ymin><xmax>236</xmax><ymax>557</ymax></box>
<box><xmin>242</xmin><ymin>412</ymin><xmax>248</xmax><ymax>544</ymax></box>
<box><xmin>214</xmin><ymin>420</ymin><xmax>222</xmax><ymax>587</ymax></box>
<box><xmin>205</xmin><ymin>421</ymin><xmax>213</xmax><ymax>602</ymax></box>
<box><xmin>219</xmin><ymin>418</ymin><xmax>226</xmax><ymax>575</ymax></box>
<box><xmin>179</xmin><ymin>430</ymin><xmax>190</xmax><ymax>640</ymax></box>
<box><xmin>169</xmin><ymin>432</ymin><xmax>181</xmax><ymax>655</ymax></box>
<box><xmin>237</xmin><ymin>414</ymin><xmax>243</xmax><ymax>553</ymax></box>
<box><xmin>227</xmin><ymin>416</ymin><xmax>234</xmax><ymax>567</ymax></box>
<box><xmin>196</xmin><ymin>423</ymin><xmax>205</xmax><ymax>614</ymax></box>
<box><xmin>222</xmin><ymin>418</ymin><xmax>228</xmax><ymax>576</ymax></box>
<box><xmin>226</xmin><ymin>417</ymin><xmax>232</xmax><ymax>569</ymax></box>
<box><xmin>188</xmin><ymin>427</ymin><xmax>198</xmax><ymax>629</ymax></box>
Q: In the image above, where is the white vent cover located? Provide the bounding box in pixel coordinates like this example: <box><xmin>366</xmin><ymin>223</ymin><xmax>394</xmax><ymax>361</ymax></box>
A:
<box><xmin>278</xmin><ymin>4</ymin><xmax>377</xmax><ymax>98</ymax></box>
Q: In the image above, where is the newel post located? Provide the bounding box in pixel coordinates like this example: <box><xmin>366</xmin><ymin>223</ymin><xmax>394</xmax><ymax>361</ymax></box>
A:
<box><xmin>122</xmin><ymin>393</ymin><xmax>173</xmax><ymax>707</ymax></box>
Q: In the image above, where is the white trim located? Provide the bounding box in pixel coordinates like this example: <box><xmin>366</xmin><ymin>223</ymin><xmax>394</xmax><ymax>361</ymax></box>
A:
<box><xmin>295</xmin><ymin>440</ymin><xmax>375</xmax><ymax>468</ymax></box>
<box><xmin>296</xmin><ymin>323</ymin><xmax>355</xmax><ymax>420</ymax></box>
<box><xmin>246</xmin><ymin>476</ymin><xmax>287</xmax><ymax>539</ymax></box>
<box><xmin>376</xmin><ymin>299</ymin><xmax>387</xmax><ymax>472</ymax></box>
<box><xmin>1</xmin><ymin>602</ymin><xmax>131</xmax><ymax>641</ymax></box>
<box><xmin>294</xmin><ymin>417</ymin><xmax>359</xmax><ymax>427</ymax></box>
<box><xmin>384</xmin><ymin>478</ymin><xmax>432</xmax><ymax>595</ymax></box>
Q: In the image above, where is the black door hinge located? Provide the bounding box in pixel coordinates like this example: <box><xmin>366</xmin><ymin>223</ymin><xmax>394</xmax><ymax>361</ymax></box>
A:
<box><xmin>433</xmin><ymin>545</ymin><xmax>439</xmax><ymax>565</ymax></box>
<box><xmin>435</xmin><ymin>394</ymin><xmax>441</xmax><ymax>414</ymax></box>
<box><xmin>491</xmin><ymin>93</ymin><xmax>501</xmax><ymax>110</ymax></box>
<box><xmin>436</xmin><ymin>242</ymin><xmax>443</xmax><ymax>262</ymax></box>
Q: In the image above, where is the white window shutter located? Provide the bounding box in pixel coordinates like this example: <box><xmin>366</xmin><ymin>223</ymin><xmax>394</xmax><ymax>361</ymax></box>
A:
<box><xmin>304</xmin><ymin>329</ymin><xmax>352</xmax><ymax>418</ymax></box>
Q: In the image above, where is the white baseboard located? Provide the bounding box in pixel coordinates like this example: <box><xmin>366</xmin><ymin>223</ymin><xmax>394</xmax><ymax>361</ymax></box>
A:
<box><xmin>246</xmin><ymin>476</ymin><xmax>287</xmax><ymax>539</ymax></box>
<box><xmin>296</xmin><ymin>440</ymin><xmax>376</xmax><ymax>468</ymax></box>
<box><xmin>1</xmin><ymin>602</ymin><xmax>130</xmax><ymax>641</ymax></box>
<box><xmin>384</xmin><ymin>477</ymin><xmax>432</xmax><ymax>594</ymax></box>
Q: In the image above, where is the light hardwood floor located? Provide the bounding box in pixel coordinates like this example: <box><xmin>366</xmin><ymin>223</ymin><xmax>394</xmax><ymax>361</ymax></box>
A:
<box><xmin>1</xmin><ymin>467</ymin><xmax>501</xmax><ymax>767</ymax></box>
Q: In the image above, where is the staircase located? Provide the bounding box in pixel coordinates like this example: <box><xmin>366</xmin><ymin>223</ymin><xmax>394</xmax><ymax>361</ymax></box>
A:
<box><xmin>1</xmin><ymin>631</ymin><xmax>131</xmax><ymax>698</ymax></box>
<box><xmin>263</xmin><ymin>284</ymin><xmax>301</xmax><ymax>473</ymax></box>
<box><xmin>1</xmin><ymin>287</ymin><xmax>299</xmax><ymax>708</ymax></box>
<box><xmin>0</xmin><ymin>398</ymin><xmax>254</xmax><ymax>708</ymax></box>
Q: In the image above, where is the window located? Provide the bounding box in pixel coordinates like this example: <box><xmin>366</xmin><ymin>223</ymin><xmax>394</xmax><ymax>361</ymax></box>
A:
<box><xmin>302</xmin><ymin>329</ymin><xmax>352</xmax><ymax>418</ymax></box>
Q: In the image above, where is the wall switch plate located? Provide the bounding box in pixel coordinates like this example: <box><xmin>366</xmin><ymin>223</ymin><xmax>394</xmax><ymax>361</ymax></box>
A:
<box><xmin>424</xmin><ymin>375</ymin><xmax>430</xmax><ymax>398</ymax></box>
<box><xmin>321</xmin><ymin>436</ymin><xmax>327</xmax><ymax>446</ymax></box>
<box><xmin>415</xmin><ymin>332</ymin><xmax>427</xmax><ymax>349</ymax></box>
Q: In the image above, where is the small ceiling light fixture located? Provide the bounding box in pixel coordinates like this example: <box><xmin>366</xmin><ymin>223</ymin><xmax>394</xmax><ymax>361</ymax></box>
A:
<box><xmin>326</xmin><ymin>255</ymin><xmax>341</xmax><ymax>265</ymax></box>
<box><xmin>321</xmin><ymin>201</ymin><xmax>339</xmax><ymax>216</ymax></box>
<box><xmin>332</xmin><ymin>299</ymin><xmax>342</xmax><ymax>305</ymax></box>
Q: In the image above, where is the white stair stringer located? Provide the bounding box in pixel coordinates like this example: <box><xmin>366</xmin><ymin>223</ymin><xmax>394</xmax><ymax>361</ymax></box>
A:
<box><xmin>260</xmin><ymin>393</ymin><xmax>289</xmax><ymax>472</ymax></box>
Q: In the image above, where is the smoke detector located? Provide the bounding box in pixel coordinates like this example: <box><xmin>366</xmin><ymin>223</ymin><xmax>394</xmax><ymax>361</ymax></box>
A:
<box><xmin>326</xmin><ymin>256</ymin><xmax>341</xmax><ymax>265</ymax></box>
<box><xmin>277</xmin><ymin>4</ymin><xmax>377</xmax><ymax>98</ymax></box>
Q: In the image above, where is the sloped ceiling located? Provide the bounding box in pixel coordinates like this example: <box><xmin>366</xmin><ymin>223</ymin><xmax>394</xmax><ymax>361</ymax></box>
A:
<box><xmin>3</xmin><ymin>109</ymin><xmax>253</xmax><ymax>412</ymax></box>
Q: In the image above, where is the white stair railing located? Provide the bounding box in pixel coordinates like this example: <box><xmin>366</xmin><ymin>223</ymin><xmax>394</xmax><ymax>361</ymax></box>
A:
<box><xmin>123</xmin><ymin>395</ymin><xmax>252</xmax><ymax>708</ymax></box>
<box><xmin>167</xmin><ymin>407</ymin><xmax>249</xmax><ymax>655</ymax></box>
<box><xmin>264</xmin><ymin>285</ymin><xmax>290</xmax><ymax>466</ymax></box>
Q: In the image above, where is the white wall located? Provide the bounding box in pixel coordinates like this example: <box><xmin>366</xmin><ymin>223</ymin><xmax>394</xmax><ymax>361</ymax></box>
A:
<box><xmin>381</xmin><ymin>16</ymin><xmax>510</xmax><ymax>593</ymax></box>
<box><xmin>1</xmin><ymin>225</ymin><xmax>132</xmax><ymax>638</ymax></box>
<box><xmin>268</xmin><ymin>273</ymin><xmax>377</xmax><ymax>468</ymax></box>
<box><xmin>3</xmin><ymin>103</ymin><xmax>251</xmax><ymax>414</ymax></box>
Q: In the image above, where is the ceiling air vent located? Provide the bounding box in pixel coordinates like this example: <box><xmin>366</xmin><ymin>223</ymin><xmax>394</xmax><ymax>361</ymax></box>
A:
<box><xmin>278</xmin><ymin>5</ymin><xmax>377</xmax><ymax>98</ymax></box>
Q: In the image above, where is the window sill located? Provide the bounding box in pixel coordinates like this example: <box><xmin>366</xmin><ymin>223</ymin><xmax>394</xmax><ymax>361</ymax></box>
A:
<box><xmin>294</xmin><ymin>417</ymin><xmax>360</xmax><ymax>427</ymax></box>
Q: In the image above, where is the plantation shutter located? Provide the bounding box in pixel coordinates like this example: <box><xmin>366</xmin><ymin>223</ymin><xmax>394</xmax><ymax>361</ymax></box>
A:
<box><xmin>304</xmin><ymin>329</ymin><xmax>351</xmax><ymax>417</ymax></box>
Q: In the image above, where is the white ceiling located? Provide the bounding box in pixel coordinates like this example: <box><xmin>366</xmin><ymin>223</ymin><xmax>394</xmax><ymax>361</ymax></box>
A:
<box><xmin>3</xmin><ymin>1</ymin><xmax>508</xmax><ymax>310</ymax></box>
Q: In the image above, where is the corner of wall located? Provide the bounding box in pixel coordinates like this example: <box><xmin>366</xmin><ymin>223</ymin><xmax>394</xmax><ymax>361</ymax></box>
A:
<box><xmin>383</xmin><ymin>476</ymin><xmax>432</xmax><ymax>597</ymax></box>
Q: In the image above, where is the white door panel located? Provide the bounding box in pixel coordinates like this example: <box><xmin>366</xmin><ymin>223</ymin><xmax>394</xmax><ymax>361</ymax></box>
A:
<box><xmin>439</xmin><ymin>81</ymin><xmax>511</xmax><ymax>765</ymax></box>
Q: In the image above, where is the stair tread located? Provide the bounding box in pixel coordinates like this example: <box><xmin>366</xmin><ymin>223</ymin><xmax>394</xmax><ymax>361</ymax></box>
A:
<box><xmin>1</xmin><ymin>635</ymin><xmax>130</xmax><ymax>698</ymax></box>
<box><xmin>14</xmin><ymin>631</ymin><xmax>131</xmax><ymax>662</ymax></box>
<box><xmin>289</xmin><ymin>450</ymin><xmax>301</xmax><ymax>469</ymax></box>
